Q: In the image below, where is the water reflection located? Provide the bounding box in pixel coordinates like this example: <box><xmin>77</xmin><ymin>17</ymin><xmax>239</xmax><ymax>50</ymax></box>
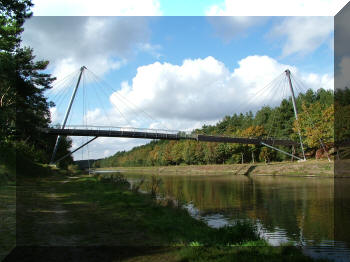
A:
<box><xmin>100</xmin><ymin>172</ymin><xmax>350</xmax><ymax>261</ymax></box>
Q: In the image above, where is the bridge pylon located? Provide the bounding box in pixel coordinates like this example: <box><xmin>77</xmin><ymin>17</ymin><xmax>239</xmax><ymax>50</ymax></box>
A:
<box><xmin>285</xmin><ymin>69</ymin><xmax>306</xmax><ymax>161</ymax></box>
<box><xmin>50</xmin><ymin>66</ymin><xmax>86</xmax><ymax>164</ymax></box>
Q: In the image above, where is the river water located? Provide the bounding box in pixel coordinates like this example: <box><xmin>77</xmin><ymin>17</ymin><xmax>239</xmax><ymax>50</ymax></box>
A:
<box><xmin>97</xmin><ymin>171</ymin><xmax>350</xmax><ymax>262</ymax></box>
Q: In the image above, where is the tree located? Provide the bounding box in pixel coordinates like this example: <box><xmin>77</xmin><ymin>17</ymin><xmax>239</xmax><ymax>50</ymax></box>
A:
<box><xmin>293</xmin><ymin>102</ymin><xmax>334</xmax><ymax>149</ymax></box>
<box><xmin>240</xmin><ymin>125</ymin><xmax>266</xmax><ymax>163</ymax></box>
<box><xmin>171</xmin><ymin>142</ymin><xmax>184</xmax><ymax>165</ymax></box>
<box><xmin>1</xmin><ymin>0</ymin><xmax>32</xmax><ymax>141</ymax></box>
<box><xmin>0</xmin><ymin>0</ymin><xmax>72</xmax><ymax>165</ymax></box>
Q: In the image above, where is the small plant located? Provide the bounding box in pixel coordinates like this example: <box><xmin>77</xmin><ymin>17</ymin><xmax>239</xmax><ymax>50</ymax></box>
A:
<box><xmin>149</xmin><ymin>175</ymin><xmax>162</xmax><ymax>198</ymax></box>
<box><xmin>324</xmin><ymin>165</ymin><xmax>331</xmax><ymax>170</ymax></box>
<box><xmin>189</xmin><ymin>241</ymin><xmax>202</xmax><ymax>247</ymax></box>
<box><xmin>97</xmin><ymin>174</ymin><xmax>130</xmax><ymax>188</ymax></box>
<box><xmin>131</xmin><ymin>176</ymin><xmax>145</xmax><ymax>192</ymax></box>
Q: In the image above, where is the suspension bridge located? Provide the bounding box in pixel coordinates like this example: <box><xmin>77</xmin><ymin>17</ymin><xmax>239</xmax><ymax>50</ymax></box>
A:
<box><xmin>43</xmin><ymin>66</ymin><xmax>311</xmax><ymax>164</ymax></box>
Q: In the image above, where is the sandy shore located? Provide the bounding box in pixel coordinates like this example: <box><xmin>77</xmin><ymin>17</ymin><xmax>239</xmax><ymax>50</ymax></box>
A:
<box><xmin>95</xmin><ymin>159</ymin><xmax>339</xmax><ymax>177</ymax></box>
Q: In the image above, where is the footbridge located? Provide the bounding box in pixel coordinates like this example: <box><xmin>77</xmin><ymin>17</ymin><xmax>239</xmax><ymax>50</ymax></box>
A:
<box><xmin>41</xmin><ymin>125</ymin><xmax>297</xmax><ymax>146</ymax></box>
<box><xmin>44</xmin><ymin>66</ymin><xmax>312</xmax><ymax>164</ymax></box>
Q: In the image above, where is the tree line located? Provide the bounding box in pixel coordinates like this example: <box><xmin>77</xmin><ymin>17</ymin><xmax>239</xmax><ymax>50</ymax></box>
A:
<box><xmin>94</xmin><ymin>88</ymin><xmax>336</xmax><ymax>168</ymax></box>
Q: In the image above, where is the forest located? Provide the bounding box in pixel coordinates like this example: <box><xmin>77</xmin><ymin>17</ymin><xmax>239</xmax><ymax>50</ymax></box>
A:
<box><xmin>94</xmin><ymin>87</ymin><xmax>340</xmax><ymax>168</ymax></box>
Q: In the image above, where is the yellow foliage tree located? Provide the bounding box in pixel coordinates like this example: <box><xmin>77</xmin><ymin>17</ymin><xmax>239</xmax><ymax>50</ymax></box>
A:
<box><xmin>239</xmin><ymin>125</ymin><xmax>266</xmax><ymax>137</ymax></box>
<box><xmin>293</xmin><ymin>102</ymin><xmax>334</xmax><ymax>148</ymax></box>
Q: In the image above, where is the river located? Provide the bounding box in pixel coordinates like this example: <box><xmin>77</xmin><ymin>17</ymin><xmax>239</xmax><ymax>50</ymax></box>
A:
<box><xmin>97</xmin><ymin>171</ymin><xmax>350</xmax><ymax>262</ymax></box>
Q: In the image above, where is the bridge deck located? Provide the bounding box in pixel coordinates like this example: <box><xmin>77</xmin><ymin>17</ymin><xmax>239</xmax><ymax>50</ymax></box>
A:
<box><xmin>41</xmin><ymin>128</ymin><xmax>298</xmax><ymax>146</ymax></box>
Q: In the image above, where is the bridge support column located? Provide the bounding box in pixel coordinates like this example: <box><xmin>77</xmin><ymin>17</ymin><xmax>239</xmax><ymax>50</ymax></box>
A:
<box><xmin>285</xmin><ymin>69</ymin><xmax>306</xmax><ymax>161</ymax></box>
<box><xmin>50</xmin><ymin>66</ymin><xmax>86</xmax><ymax>164</ymax></box>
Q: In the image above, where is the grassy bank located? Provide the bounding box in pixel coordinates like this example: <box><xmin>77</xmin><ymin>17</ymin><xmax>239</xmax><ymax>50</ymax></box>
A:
<box><xmin>3</xmin><ymin>169</ymin><xmax>329</xmax><ymax>261</ymax></box>
<box><xmin>16</xmin><ymin>174</ymin><xmax>260</xmax><ymax>246</ymax></box>
<box><xmin>95</xmin><ymin>159</ymin><xmax>334</xmax><ymax>177</ymax></box>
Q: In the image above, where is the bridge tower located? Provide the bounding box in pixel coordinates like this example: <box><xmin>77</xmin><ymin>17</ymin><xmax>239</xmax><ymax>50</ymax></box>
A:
<box><xmin>50</xmin><ymin>66</ymin><xmax>86</xmax><ymax>164</ymax></box>
<box><xmin>285</xmin><ymin>69</ymin><xmax>306</xmax><ymax>161</ymax></box>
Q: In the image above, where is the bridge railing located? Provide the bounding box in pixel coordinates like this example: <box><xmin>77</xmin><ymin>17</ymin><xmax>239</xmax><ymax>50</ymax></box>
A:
<box><xmin>198</xmin><ymin>134</ymin><xmax>292</xmax><ymax>141</ymax></box>
<box><xmin>49</xmin><ymin>124</ymin><xmax>197</xmax><ymax>139</ymax></box>
<box><xmin>48</xmin><ymin>125</ymin><xmax>294</xmax><ymax>142</ymax></box>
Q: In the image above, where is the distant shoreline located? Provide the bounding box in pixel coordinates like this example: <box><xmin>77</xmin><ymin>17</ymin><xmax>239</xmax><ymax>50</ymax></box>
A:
<box><xmin>94</xmin><ymin>159</ymin><xmax>341</xmax><ymax>177</ymax></box>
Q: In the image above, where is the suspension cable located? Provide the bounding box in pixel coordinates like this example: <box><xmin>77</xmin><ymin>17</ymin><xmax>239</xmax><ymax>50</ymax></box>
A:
<box><xmin>86</xmin><ymin>69</ymin><xmax>168</xmax><ymax>129</ymax></box>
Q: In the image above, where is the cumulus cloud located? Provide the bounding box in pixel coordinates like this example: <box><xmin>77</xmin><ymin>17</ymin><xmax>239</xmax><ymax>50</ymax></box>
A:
<box><xmin>270</xmin><ymin>16</ymin><xmax>334</xmax><ymax>57</ymax></box>
<box><xmin>22</xmin><ymin>17</ymin><xmax>155</xmax><ymax>92</ymax></box>
<box><xmin>108</xmin><ymin>55</ymin><xmax>333</xmax><ymax>127</ymax></box>
<box><xmin>32</xmin><ymin>0</ymin><xmax>162</xmax><ymax>16</ymax></box>
<box><xmin>206</xmin><ymin>0</ymin><xmax>347</xmax><ymax>16</ymax></box>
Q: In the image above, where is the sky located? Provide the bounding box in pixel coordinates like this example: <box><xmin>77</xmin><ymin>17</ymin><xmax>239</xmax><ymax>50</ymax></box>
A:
<box><xmin>22</xmin><ymin>0</ymin><xmax>348</xmax><ymax>160</ymax></box>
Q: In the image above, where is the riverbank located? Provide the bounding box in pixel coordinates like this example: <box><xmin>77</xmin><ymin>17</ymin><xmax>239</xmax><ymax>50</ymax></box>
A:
<box><xmin>95</xmin><ymin>159</ymin><xmax>334</xmax><ymax>177</ymax></box>
<box><xmin>2</xmin><ymin>169</ymin><xmax>330</xmax><ymax>261</ymax></box>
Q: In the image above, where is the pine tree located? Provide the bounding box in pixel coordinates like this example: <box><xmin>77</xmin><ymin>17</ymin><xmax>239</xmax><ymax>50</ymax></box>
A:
<box><xmin>0</xmin><ymin>0</ymin><xmax>72</xmax><ymax>165</ymax></box>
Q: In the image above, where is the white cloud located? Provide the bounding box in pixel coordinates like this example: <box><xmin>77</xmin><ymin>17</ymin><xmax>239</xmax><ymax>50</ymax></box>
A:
<box><xmin>270</xmin><ymin>17</ymin><xmax>334</xmax><ymax>57</ymax></box>
<box><xmin>206</xmin><ymin>0</ymin><xmax>348</xmax><ymax>16</ymax></box>
<box><xmin>137</xmin><ymin>43</ymin><xmax>163</xmax><ymax>59</ymax></box>
<box><xmin>110</xmin><ymin>55</ymin><xmax>333</xmax><ymax>127</ymax></box>
<box><xmin>22</xmin><ymin>17</ymin><xmax>155</xmax><ymax>92</ymax></box>
<box><xmin>32</xmin><ymin>0</ymin><xmax>162</xmax><ymax>16</ymax></box>
<box><xmin>49</xmin><ymin>107</ymin><xmax>61</xmax><ymax>125</ymax></box>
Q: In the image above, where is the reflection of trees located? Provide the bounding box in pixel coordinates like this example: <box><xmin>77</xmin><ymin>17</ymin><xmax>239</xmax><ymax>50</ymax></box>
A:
<box><xmin>134</xmin><ymin>174</ymin><xmax>337</xmax><ymax>245</ymax></box>
<box><xmin>245</xmin><ymin>177</ymin><xmax>334</xmax><ymax>244</ymax></box>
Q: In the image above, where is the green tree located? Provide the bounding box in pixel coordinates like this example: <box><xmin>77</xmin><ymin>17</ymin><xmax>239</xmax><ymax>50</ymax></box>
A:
<box><xmin>0</xmin><ymin>0</ymin><xmax>72</xmax><ymax>165</ymax></box>
<box><xmin>294</xmin><ymin>102</ymin><xmax>334</xmax><ymax>149</ymax></box>
<box><xmin>171</xmin><ymin>142</ymin><xmax>184</xmax><ymax>165</ymax></box>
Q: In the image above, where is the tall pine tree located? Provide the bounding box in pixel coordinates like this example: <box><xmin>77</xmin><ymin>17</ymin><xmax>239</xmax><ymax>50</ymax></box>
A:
<box><xmin>0</xmin><ymin>0</ymin><xmax>72</xmax><ymax>165</ymax></box>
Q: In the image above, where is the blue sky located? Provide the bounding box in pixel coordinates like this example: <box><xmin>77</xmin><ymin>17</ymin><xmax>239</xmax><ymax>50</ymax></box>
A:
<box><xmin>22</xmin><ymin>1</ymin><xmax>341</xmax><ymax>159</ymax></box>
<box><xmin>158</xmin><ymin>0</ymin><xmax>220</xmax><ymax>15</ymax></box>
